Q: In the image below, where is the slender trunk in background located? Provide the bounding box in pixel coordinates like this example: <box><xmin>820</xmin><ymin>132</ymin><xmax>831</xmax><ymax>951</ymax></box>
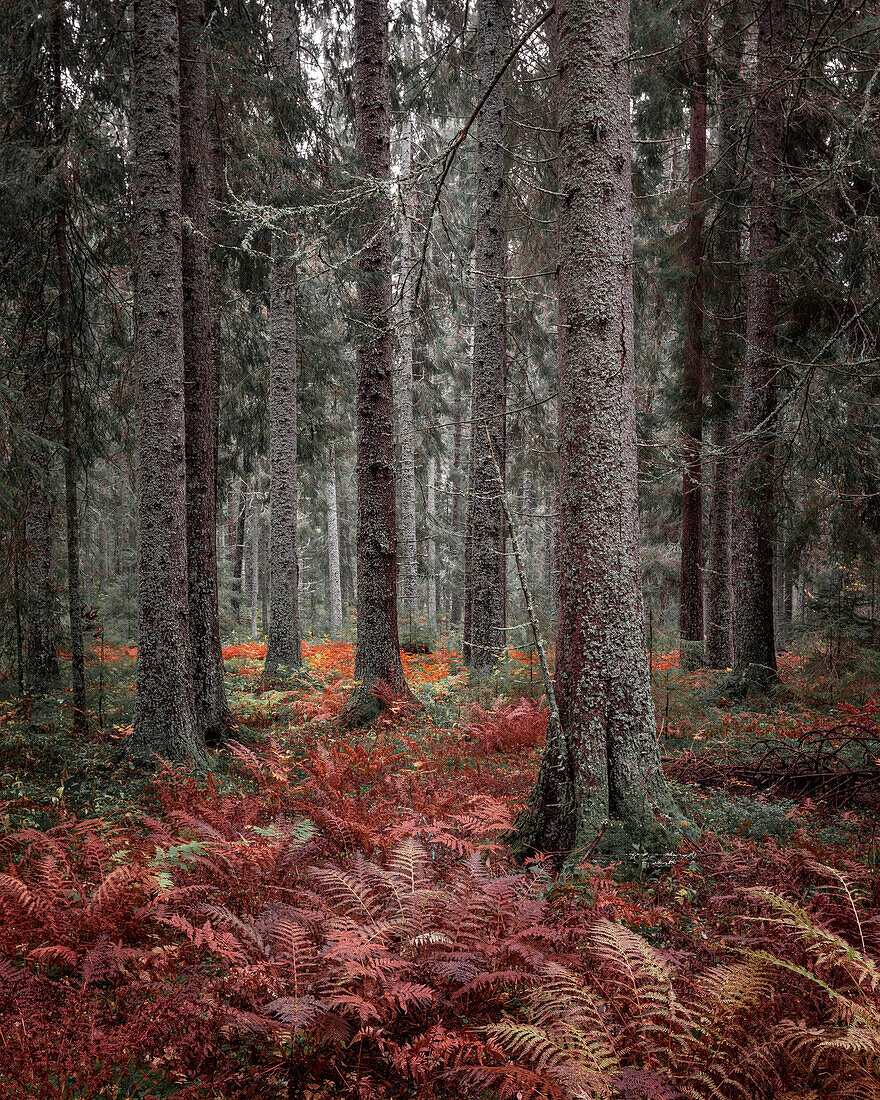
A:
<box><xmin>326</xmin><ymin>443</ymin><xmax>344</xmax><ymax>635</ymax></box>
<box><xmin>249</xmin><ymin>512</ymin><xmax>259</xmax><ymax>638</ymax></box>
<box><xmin>427</xmin><ymin>456</ymin><xmax>438</xmax><ymax>634</ymax></box>
<box><xmin>259</xmin><ymin>518</ymin><xmax>269</xmax><ymax>632</ymax></box>
<box><xmin>52</xmin><ymin>0</ymin><xmax>86</xmax><ymax>733</ymax></box>
<box><xmin>397</xmin><ymin>115</ymin><xmax>418</xmax><ymax>628</ymax></box>
<box><xmin>341</xmin><ymin>0</ymin><xmax>409</xmax><ymax>725</ymax></box>
<box><xmin>704</xmin><ymin>0</ymin><xmax>742</xmax><ymax>668</ymax></box>
<box><xmin>463</xmin><ymin>0</ymin><xmax>507</xmax><ymax>673</ymax></box>
<box><xmin>132</xmin><ymin>0</ymin><xmax>202</xmax><ymax>762</ymax></box>
<box><xmin>511</xmin><ymin>0</ymin><xmax>679</xmax><ymax>859</ymax></box>
<box><xmin>263</xmin><ymin>0</ymin><xmax>302</xmax><ymax>677</ymax></box>
<box><xmin>449</xmin><ymin>386</ymin><xmax>463</xmax><ymax>626</ymax></box>
<box><xmin>179</xmin><ymin>0</ymin><xmax>230</xmax><ymax>740</ymax></box>
<box><xmin>732</xmin><ymin>0</ymin><xmax>787</xmax><ymax>687</ymax></box>
<box><xmin>24</xmin><ymin>374</ymin><xmax>57</xmax><ymax>689</ymax></box>
<box><xmin>704</xmin><ymin>0</ymin><xmax>742</xmax><ymax>670</ymax></box>
<box><xmin>678</xmin><ymin>4</ymin><xmax>707</xmax><ymax>669</ymax></box>
<box><xmin>226</xmin><ymin>482</ymin><xmax>236</xmax><ymax>573</ymax></box>
<box><xmin>232</xmin><ymin>479</ymin><xmax>246</xmax><ymax>623</ymax></box>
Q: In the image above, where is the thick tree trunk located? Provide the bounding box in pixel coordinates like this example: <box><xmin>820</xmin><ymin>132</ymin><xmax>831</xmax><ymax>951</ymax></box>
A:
<box><xmin>397</xmin><ymin>116</ymin><xmax>418</xmax><ymax>628</ymax></box>
<box><xmin>511</xmin><ymin>0</ymin><xmax>679</xmax><ymax>860</ymax></box>
<box><xmin>427</xmin><ymin>455</ymin><xmax>438</xmax><ymax>634</ymax></box>
<box><xmin>704</xmin><ymin>0</ymin><xmax>743</xmax><ymax>670</ymax></box>
<box><xmin>341</xmin><ymin>0</ymin><xmax>409</xmax><ymax>725</ymax></box>
<box><xmin>264</xmin><ymin>247</ymin><xmax>302</xmax><ymax>674</ymax></box>
<box><xmin>463</xmin><ymin>0</ymin><xmax>507</xmax><ymax>673</ymax></box>
<box><xmin>179</xmin><ymin>0</ymin><xmax>230</xmax><ymax>740</ymax></box>
<box><xmin>326</xmin><ymin>443</ymin><xmax>344</xmax><ymax>635</ymax></box>
<box><xmin>132</xmin><ymin>0</ymin><xmax>202</xmax><ymax>762</ymax></box>
<box><xmin>263</xmin><ymin>0</ymin><xmax>303</xmax><ymax>677</ymax></box>
<box><xmin>731</xmin><ymin>0</ymin><xmax>787</xmax><ymax>688</ymax></box>
<box><xmin>678</xmin><ymin>6</ymin><xmax>707</xmax><ymax>669</ymax></box>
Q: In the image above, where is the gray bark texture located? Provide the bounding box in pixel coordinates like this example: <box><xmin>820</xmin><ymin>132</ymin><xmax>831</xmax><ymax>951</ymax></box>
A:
<box><xmin>341</xmin><ymin>0</ymin><xmax>410</xmax><ymax>725</ymax></box>
<box><xmin>511</xmin><ymin>0</ymin><xmax>678</xmax><ymax>860</ymax></box>
<box><xmin>731</xmin><ymin>0</ymin><xmax>787</xmax><ymax>687</ymax></box>
<box><xmin>678</xmin><ymin>6</ymin><xmax>707</xmax><ymax>669</ymax></box>
<box><xmin>704</xmin><ymin>0</ymin><xmax>743</xmax><ymax>670</ymax></box>
<box><xmin>463</xmin><ymin>0</ymin><xmax>507</xmax><ymax>673</ymax></box>
<box><xmin>427</xmin><ymin>455</ymin><xmax>438</xmax><ymax>633</ymax></box>
<box><xmin>396</xmin><ymin>116</ymin><xmax>418</xmax><ymax>626</ymax></box>
<box><xmin>132</xmin><ymin>0</ymin><xmax>203</xmax><ymax>762</ymax></box>
<box><xmin>264</xmin><ymin>0</ymin><xmax>303</xmax><ymax>677</ymax></box>
<box><xmin>326</xmin><ymin>443</ymin><xmax>344</xmax><ymax>635</ymax></box>
<box><xmin>179</xmin><ymin>0</ymin><xmax>231</xmax><ymax>740</ymax></box>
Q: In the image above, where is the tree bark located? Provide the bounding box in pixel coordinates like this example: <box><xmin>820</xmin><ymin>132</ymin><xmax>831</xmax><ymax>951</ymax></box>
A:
<box><xmin>341</xmin><ymin>0</ymin><xmax>410</xmax><ymax>725</ymax></box>
<box><xmin>263</xmin><ymin>0</ymin><xmax>303</xmax><ymax>677</ymax></box>
<box><xmin>52</xmin><ymin>0</ymin><xmax>86</xmax><ymax>733</ymax></box>
<box><xmin>678</xmin><ymin>4</ymin><xmax>707</xmax><ymax>669</ymax></box>
<box><xmin>24</xmin><ymin>376</ymin><xmax>57</xmax><ymax>689</ymax></box>
<box><xmin>326</xmin><ymin>443</ymin><xmax>344</xmax><ymax>635</ymax></box>
<box><xmin>704</xmin><ymin>0</ymin><xmax>743</xmax><ymax>670</ymax></box>
<box><xmin>179</xmin><ymin>0</ymin><xmax>230</xmax><ymax>740</ymax></box>
<box><xmin>397</xmin><ymin>115</ymin><xmax>418</xmax><ymax>629</ymax></box>
<box><xmin>449</xmin><ymin>386</ymin><xmax>464</xmax><ymax>626</ymax></box>
<box><xmin>132</xmin><ymin>0</ymin><xmax>203</xmax><ymax>762</ymax></box>
<box><xmin>463</xmin><ymin>0</ymin><xmax>507</xmax><ymax>673</ymax></box>
<box><xmin>510</xmin><ymin>0</ymin><xmax>679</xmax><ymax>860</ymax></box>
<box><xmin>731</xmin><ymin>0</ymin><xmax>787</xmax><ymax>688</ymax></box>
<box><xmin>427</xmin><ymin>455</ymin><xmax>438</xmax><ymax>634</ymax></box>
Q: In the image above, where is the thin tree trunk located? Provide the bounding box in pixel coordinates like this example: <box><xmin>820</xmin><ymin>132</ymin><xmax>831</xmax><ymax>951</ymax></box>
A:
<box><xmin>731</xmin><ymin>0</ymin><xmax>787</xmax><ymax>688</ymax></box>
<box><xmin>678</xmin><ymin>5</ymin><xmax>707</xmax><ymax>669</ymax></box>
<box><xmin>326</xmin><ymin>443</ymin><xmax>344</xmax><ymax>635</ymax></box>
<box><xmin>704</xmin><ymin>0</ymin><xmax>742</xmax><ymax>670</ymax></box>
<box><xmin>427</xmin><ymin>455</ymin><xmax>437</xmax><ymax>634</ymax></box>
<box><xmin>263</xmin><ymin>0</ymin><xmax>303</xmax><ymax>677</ymax></box>
<box><xmin>132</xmin><ymin>0</ymin><xmax>202</xmax><ymax>762</ymax></box>
<box><xmin>464</xmin><ymin>0</ymin><xmax>507</xmax><ymax>673</ymax></box>
<box><xmin>179</xmin><ymin>0</ymin><xmax>230</xmax><ymax>741</ymax></box>
<box><xmin>397</xmin><ymin>115</ymin><xmax>418</xmax><ymax>626</ymax></box>
<box><xmin>341</xmin><ymin>0</ymin><xmax>410</xmax><ymax>725</ymax></box>
<box><xmin>52</xmin><ymin>0</ymin><xmax>86</xmax><ymax>734</ymax></box>
<box><xmin>232</xmin><ymin>478</ymin><xmax>247</xmax><ymax>624</ymax></box>
<box><xmin>511</xmin><ymin>0</ymin><xmax>679</xmax><ymax>860</ymax></box>
<box><xmin>24</xmin><ymin>379</ymin><xmax>57</xmax><ymax>688</ymax></box>
<box><xmin>449</xmin><ymin>386</ymin><xmax>464</xmax><ymax>626</ymax></box>
<box><xmin>248</xmin><ymin>511</ymin><xmax>259</xmax><ymax>638</ymax></box>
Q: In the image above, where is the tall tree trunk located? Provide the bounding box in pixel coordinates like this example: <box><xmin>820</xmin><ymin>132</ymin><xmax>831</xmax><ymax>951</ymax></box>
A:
<box><xmin>24</xmin><ymin>376</ymin><xmax>57</xmax><ymax>689</ymax></box>
<box><xmin>326</xmin><ymin>443</ymin><xmax>344</xmax><ymax>635</ymax></box>
<box><xmin>341</xmin><ymin>0</ymin><xmax>409</xmax><ymax>725</ymax></box>
<box><xmin>511</xmin><ymin>0</ymin><xmax>679</xmax><ymax>860</ymax></box>
<box><xmin>704</xmin><ymin>0</ymin><xmax>743</xmax><ymax>670</ymax></box>
<box><xmin>731</xmin><ymin>0</ymin><xmax>787</xmax><ymax>688</ymax></box>
<box><xmin>263</xmin><ymin>0</ymin><xmax>303</xmax><ymax>677</ymax></box>
<box><xmin>248</xmin><ymin>511</ymin><xmax>259</xmax><ymax>638</ymax></box>
<box><xmin>463</xmin><ymin>0</ymin><xmax>507</xmax><ymax>673</ymax></box>
<box><xmin>449</xmin><ymin>386</ymin><xmax>464</xmax><ymax>626</ymax></box>
<box><xmin>678</xmin><ymin>5</ymin><xmax>707</xmax><ymax>669</ymax></box>
<box><xmin>52</xmin><ymin>0</ymin><xmax>86</xmax><ymax>734</ymax></box>
<box><xmin>397</xmin><ymin>115</ymin><xmax>418</xmax><ymax>628</ymax></box>
<box><xmin>132</xmin><ymin>0</ymin><xmax>202</xmax><ymax>762</ymax></box>
<box><xmin>427</xmin><ymin>455</ymin><xmax>438</xmax><ymax>634</ymax></box>
<box><xmin>179</xmin><ymin>0</ymin><xmax>230</xmax><ymax>740</ymax></box>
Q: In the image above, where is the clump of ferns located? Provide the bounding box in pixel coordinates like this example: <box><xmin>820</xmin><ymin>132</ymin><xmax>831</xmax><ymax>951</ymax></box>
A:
<box><xmin>471</xmin><ymin>875</ymin><xmax>880</xmax><ymax>1100</ymax></box>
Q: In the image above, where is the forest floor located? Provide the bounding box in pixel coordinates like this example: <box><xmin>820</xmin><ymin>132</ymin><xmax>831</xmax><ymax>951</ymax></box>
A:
<box><xmin>1</xmin><ymin>636</ymin><xmax>879</xmax><ymax>1099</ymax></box>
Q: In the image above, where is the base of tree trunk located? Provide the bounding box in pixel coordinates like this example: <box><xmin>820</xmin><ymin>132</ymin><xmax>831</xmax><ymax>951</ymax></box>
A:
<box><xmin>339</xmin><ymin>679</ymin><xmax>422</xmax><ymax>729</ymax></box>
<box><xmin>722</xmin><ymin>663</ymin><xmax>779</xmax><ymax>698</ymax></box>
<box><xmin>679</xmin><ymin>639</ymin><xmax>705</xmax><ymax>671</ymax></box>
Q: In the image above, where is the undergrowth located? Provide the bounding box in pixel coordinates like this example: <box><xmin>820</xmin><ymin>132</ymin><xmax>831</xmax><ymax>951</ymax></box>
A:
<box><xmin>1</xmin><ymin>641</ymin><xmax>879</xmax><ymax>1098</ymax></box>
